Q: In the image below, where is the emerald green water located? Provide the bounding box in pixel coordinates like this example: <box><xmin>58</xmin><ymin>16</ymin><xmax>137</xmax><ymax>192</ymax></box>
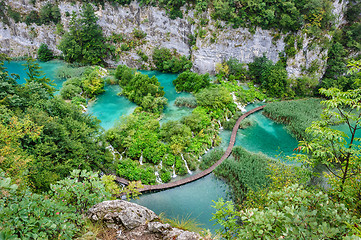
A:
<box><xmin>4</xmin><ymin>60</ymin><xmax>66</xmax><ymax>89</ymax></box>
<box><xmin>86</xmin><ymin>85</ymin><xmax>137</xmax><ymax>130</ymax></box>
<box><xmin>133</xmin><ymin>174</ymin><xmax>230</xmax><ymax>232</ymax></box>
<box><xmin>140</xmin><ymin>70</ymin><xmax>193</xmax><ymax>124</ymax></box>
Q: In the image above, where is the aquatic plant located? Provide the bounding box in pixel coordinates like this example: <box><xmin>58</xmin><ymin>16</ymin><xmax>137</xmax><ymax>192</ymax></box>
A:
<box><xmin>174</xmin><ymin>96</ymin><xmax>197</xmax><ymax>108</ymax></box>
<box><xmin>263</xmin><ymin>98</ymin><xmax>323</xmax><ymax>140</ymax></box>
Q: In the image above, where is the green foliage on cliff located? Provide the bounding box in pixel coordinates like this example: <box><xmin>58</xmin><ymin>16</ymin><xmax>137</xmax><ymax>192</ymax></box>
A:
<box><xmin>59</xmin><ymin>3</ymin><xmax>111</xmax><ymax>65</ymax></box>
<box><xmin>248</xmin><ymin>55</ymin><xmax>293</xmax><ymax>98</ymax></box>
<box><xmin>152</xmin><ymin>47</ymin><xmax>192</xmax><ymax>73</ymax></box>
<box><xmin>37</xmin><ymin>43</ymin><xmax>54</xmax><ymax>62</ymax></box>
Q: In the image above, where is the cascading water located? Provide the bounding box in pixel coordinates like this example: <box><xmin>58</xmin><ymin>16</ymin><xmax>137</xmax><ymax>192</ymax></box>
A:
<box><xmin>231</xmin><ymin>92</ymin><xmax>247</xmax><ymax>112</ymax></box>
<box><xmin>218</xmin><ymin>120</ymin><xmax>223</xmax><ymax>130</ymax></box>
<box><xmin>106</xmin><ymin>144</ymin><xmax>121</xmax><ymax>160</ymax></box>
<box><xmin>181</xmin><ymin>153</ymin><xmax>192</xmax><ymax>175</ymax></box>
<box><xmin>172</xmin><ymin>164</ymin><xmax>177</xmax><ymax>178</ymax></box>
<box><xmin>139</xmin><ymin>152</ymin><xmax>143</xmax><ymax>165</ymax></box>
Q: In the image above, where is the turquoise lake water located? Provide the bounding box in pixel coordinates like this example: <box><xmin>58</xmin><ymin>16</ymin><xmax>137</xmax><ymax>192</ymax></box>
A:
<box><xmin>4</xmin><ymin>60</ymin><xmax>66</xmax><ymax>89</ymax></box>
<box><xmin>4</xmin><ymin>61</ymin><xmax>302</xmax><ymax>232</ymax></box>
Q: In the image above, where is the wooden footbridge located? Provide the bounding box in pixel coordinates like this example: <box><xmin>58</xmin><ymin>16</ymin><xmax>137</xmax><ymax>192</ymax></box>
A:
<box><xmin>115</xmin><ymin>105</ymin><xmax>265</xmax><ymax>193</ymax></box>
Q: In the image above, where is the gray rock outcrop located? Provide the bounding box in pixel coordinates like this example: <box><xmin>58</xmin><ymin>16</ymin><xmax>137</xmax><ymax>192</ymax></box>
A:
<box><xmin>0</xmin><ymin>0</ymin><xmax>347</xmax><ymax>79</ymax></box>
<box><xmin>87</xmin><ymin>200</ymin><xmax>201</xmax><ymax>240</ymax></box>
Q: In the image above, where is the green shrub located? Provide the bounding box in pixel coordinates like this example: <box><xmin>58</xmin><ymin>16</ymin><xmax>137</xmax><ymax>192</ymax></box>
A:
<box><xmin>120</xmin><ymin>43</ymin><xmax>130</xmax><ymax>51</ymax></box>
<box><xmin>37</xmin><ymin>43</ymin><xmax>54</xmax><ymax>62</ymax></box>
<box><xmin>132</xmin><ymin>28</ymin><xmax>147</xmax><ymax>39</ymax></box>
<box><xmin>173</xmin><ymin>70</ymin><xmax>210</xmax><ymax>92</ymax></box>
<box><xmin>0</xmin><ymin>172</ymin><xmax>79</xmax><ymax>239</ymax></box>
<box><xmin>24</xmin><ymin>10</ymin><xmax>40</xmax><ymax>25</ymax></box>
<box><xmin>60</xmin><ymin>82</ymin><xmax>82</xmax><ymax>99</ymax></box>
<box><xmin>195</xmin><ymin>85</ymin><xmax>233</xmax><ymax>110</ymax></box>
<box><xmin>137</xmin><ymin>50</ymin><xmax>148</xmax><ymax>62</ymax></box>
<box><xmin>160</xmin><ymin>168</ymin><xmax>171</xmax><ymax>183</ymax></box>
<box><xmin>199</xmin><ymin>148</ymin><xmax>225</xmax><ymax>170</ymax></box>
<box><xmin>152</xmin><ymin>47</ymin><xmax>192</xmax><ymax>73</ymax></box>
<box><xmin>50</xmin><ymin>170</ymin><xmax>112</xmax><ymax>215</ymax></box>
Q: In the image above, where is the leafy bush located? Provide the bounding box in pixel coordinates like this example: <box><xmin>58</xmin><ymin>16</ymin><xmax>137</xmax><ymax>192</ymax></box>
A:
<box><xmin>132</xmin><ymin>28</ymin><xmax>147</xmax><ymax>39</ymax></box>
<box><xmin>248</xmin><ymin>56</ymin><xmax>293</xmax><ymax>97</ymax></box>
<box><xmin>117</xmin><ymin>159</ymin><xmax>156</xmax><ymax>185</ymax></box>
<box><xmin>160</xmin><ymin>168</ymin><xmax>171</xmax><ymax>183</ymax></box>
<box><xmin>212</xmin><ymin>184</ymin><xmax>359</xmax><ymax>239</ymax></box>
<box><xmin>60</xmin><ymin>82</ymin><xmax>82</xmax><ymax>99</ymax></box>
<box><xmin>195</xmin><ymin>85</ymin><xmax>233</xmax><ymax>110</ymax></box>
<box><xmin>39</xmin><ymin>3</ymin><xmax>61</xmax><ymax>25</ymax></box>
<box><xmin>37</xmin><ymin>43</ymin><xmax>54</xmax><ymax>62</ymax></box>
<box><xmin>152</xmin><ymin>47</ymin><xmax>192</xmax><ymax>73</ymax></box>
<box><xmin>50</xmin><ymin>169</ymin><xmax>112</xmax><ymax>214</ymax></box>
<box><xmin>0</xmin><ymin>171</ymin><xmax>78</xmax><ymax>239</ymax></box>
<box><xmin>173</xmin><ymin>70</ymin><xmax>210</xmax><ymax>92</ymax></box>
<box><xmin>116</xmin><ymin>65</ymin><xmax>166</xmax><ymax>113</ymax></box>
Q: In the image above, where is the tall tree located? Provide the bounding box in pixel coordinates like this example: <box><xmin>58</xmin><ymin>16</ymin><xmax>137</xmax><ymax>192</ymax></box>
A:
<box><xmin>58</xmin><ymin>3</ymin><xmax>109</xmax><ymax>65</ymax></box>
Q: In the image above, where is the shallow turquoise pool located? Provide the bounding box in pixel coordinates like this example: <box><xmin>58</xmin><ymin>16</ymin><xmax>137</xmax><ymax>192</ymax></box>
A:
<box><xmin>4</xmin><ymin>60</ymin><xmax>66</xmax><ymax>89</ymax></box>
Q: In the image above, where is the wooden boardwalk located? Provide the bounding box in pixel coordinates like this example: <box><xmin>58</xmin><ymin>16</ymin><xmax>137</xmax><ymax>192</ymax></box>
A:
<box><xmin>115</xmin><ymin>105</ymin><xmax>265</xmax><ymax>193</ymax></box>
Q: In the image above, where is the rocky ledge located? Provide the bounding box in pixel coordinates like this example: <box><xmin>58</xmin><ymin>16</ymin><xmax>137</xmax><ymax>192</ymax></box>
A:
<box><xmin>87</xmin><ymin>200</ymin><xmax>201</xmax><ymax>240</ymax></box>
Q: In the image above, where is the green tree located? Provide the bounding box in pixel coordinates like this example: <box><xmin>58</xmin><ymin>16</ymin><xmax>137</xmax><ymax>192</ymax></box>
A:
<box><xmin>37</xmin><ymin>43</ymin><xmax>54</xmax><ymax>62</ymax></box>
<box><xmin>58</xmin><ymin>3</ymin><xmax>110</xmax><ymax>65</ymax></box>
<box><xmin>297</xmin><ymin>86</ymin><xmax>361</xmax><ymax>216</ymax></box>
<box><xmin>23</xmin><ymin>57</ymin><xmax>55</xmax><ymax>95</ymax></box>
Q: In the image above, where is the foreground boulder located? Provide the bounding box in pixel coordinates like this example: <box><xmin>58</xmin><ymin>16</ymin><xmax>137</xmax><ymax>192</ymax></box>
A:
<box><xmin>87</xmin><ymin>200</ymin><xmax>201</xmax><ymax>240</ymax></box>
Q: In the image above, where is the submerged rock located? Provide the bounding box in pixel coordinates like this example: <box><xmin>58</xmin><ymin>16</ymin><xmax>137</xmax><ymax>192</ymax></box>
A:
<box><xmin>87</xmin><ymin>200</ymin><xmax>201</xmax><ymax>240</ymax></box>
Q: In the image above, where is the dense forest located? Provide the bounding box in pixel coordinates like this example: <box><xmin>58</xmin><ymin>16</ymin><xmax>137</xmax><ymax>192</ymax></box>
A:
<box><xmin>1</xmin><ymin>0</ymin><xmax>361</xmax><ymax>239</ymax></box>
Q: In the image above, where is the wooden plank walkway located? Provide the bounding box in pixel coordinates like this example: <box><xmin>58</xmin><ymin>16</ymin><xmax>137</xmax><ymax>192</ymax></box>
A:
<box><xmin>115</xmin><ymin>105</ymin><xmax>265</xmax><ymax>193</ymax></box>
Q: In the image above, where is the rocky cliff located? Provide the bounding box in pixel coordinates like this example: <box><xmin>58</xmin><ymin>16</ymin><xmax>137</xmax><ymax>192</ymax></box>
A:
<box><xmin>86</xmin><ymin>200</ymin><xmax>201</xmax><ymax>240</ymax></box>
<box><xmin>0</xmin><ymin>0</ymin><xmax>347</xmax><ymax>79</ymax></box>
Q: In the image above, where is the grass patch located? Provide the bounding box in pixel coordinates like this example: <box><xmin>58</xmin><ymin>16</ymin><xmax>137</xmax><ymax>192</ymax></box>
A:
<box><xmin>215</xmin><ymin>146</ymin><xmax>272</xmax><ymax>204</ymax></box>
<box><xmin>159</xmin><ymin>213</ymin><xmax>204</xmax><ymax>233</ymax></box>
<box><xmin>199</xmin><ymin>148</ymin><xmax>225</xmax><ymax>170</ymax></box>
<box><xmin>174</xmin><ymin>96</ymin><xmax>197</xmax><ymax>108</ymax></box>
<box><xmin>263</xmin><ymin>98</ymin><xmax>323</xmax><ymax>140</ymax></box>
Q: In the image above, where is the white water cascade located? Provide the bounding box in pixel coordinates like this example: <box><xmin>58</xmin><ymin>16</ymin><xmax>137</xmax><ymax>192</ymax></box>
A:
<box><xmin>139</xmin><ymin>152</ymin><xmax>143</xmax><ymax>165</ymax></box>
<box><xmin>172</xmin><ymin>164</ymin><xmax>177</xmax><ymax>178</ymax></box>
<box><xmin>231</xmin><ymin>92</ymin><xmax>247</xmax><ymax>112</ymax></box>
<box><xmin>106</xmin><ymin>144</ymin><xmax>121</xmax><ymax>161</ymax></box>
<box><xmin>181</xmin><ymin>153</ymin><xmax>192</xmax><ymax>175</ymax></box>
<box><xmin>218</xmin><ymin>120</ymin><xmax>223</xmax><ymax>130</ymax></box>
<box><xmin>154</xmin><ymin>171</ymin><xmax>162</xmax><ymax>183</ymax></box>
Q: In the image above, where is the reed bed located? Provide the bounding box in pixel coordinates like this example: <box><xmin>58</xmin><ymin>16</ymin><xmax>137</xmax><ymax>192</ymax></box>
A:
<box><xmin>263</xmin><ymin>98</ymin><xmax>323</xmax><ymax>140</ymax></box>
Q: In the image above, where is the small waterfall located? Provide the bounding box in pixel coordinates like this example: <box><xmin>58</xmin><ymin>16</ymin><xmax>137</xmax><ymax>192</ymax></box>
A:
<box><xmin>231</xmin><ymin>92</ymin><xmax>247</xmax><ymax>112</ymax></box>
<box><xmin>154</xmin><ymin>171</ymin><xmax>162</xmax><ymax>183</ymax></box>
<box><xmin>119</xmin><ymin>150</ymin><xmax>125</xmax><ymax>160</ymax></box>
<box><xmin>139</xmin><ymin>152</ymin><xmax>143</xmax><ymax>165</ymax></box>
<box><xmin>158</xmin><ymin>160</ymin><xmax>163</xmax><ymax>169</ymax></box>
<box><xmin>172</xmin><ymin>164</ymin><xmax>177</xmax><ymax>178</ymax></box>
<box><xmin>106</xmin><ymin>144</ymin><xmax>121</xmax><ymax>160</ymax></box>
<box><xmin>181</xmin><ymin>153</ymin><xmax>192</xmax><ymax>175</ymax></box>
<box><xmin>218</xmin><ymin>120</ymin><xmax>223</xmax><ymax>130</ymax></box>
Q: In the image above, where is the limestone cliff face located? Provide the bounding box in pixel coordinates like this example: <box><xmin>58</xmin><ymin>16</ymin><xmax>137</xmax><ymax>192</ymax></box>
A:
<box><xmin>0</xmin><ymin>0</ymin><xmax>347</xmax><ymax>79</ymax></box>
